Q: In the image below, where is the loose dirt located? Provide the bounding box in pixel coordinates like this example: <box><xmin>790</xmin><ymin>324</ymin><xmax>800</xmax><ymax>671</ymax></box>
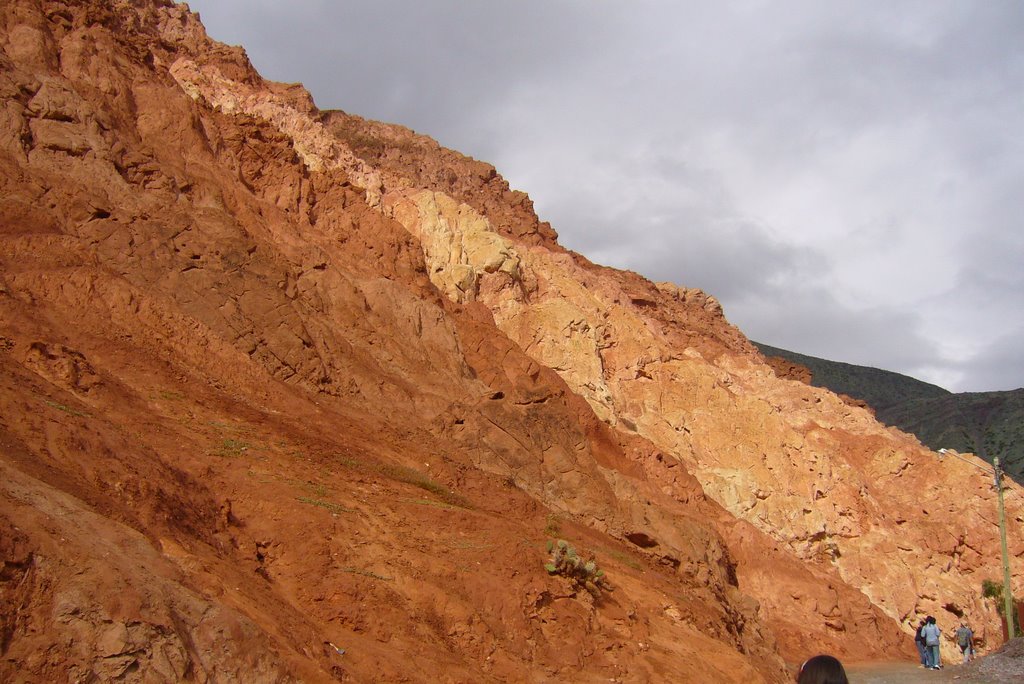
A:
<box><xmin>848</xmin><ymin>662</ymin><xmax>959</xmax><ymax>683</ymax></box>
<box><xmin>848</xmin><ymin>639</ymin><xmax>1024</xmax><ymax>684</ymax></box>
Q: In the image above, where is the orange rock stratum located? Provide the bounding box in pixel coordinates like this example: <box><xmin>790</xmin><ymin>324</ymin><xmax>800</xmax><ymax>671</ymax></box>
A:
<box><xmin>1</xmin><ymin>1</ymin><xmax>1021</xmax><ymax>682</ymax></box>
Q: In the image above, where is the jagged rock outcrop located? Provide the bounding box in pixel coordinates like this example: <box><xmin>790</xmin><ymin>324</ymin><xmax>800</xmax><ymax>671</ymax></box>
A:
<box><xmin>1</xmin><ymin>1</ymin><xmax>1021</xmax><ymax>682</ymax></box>
<box><xmin>761</xmin><ymin>351</ymin><xmax>874</xmax><ymax>413</ymax></box>
<box><xmin>762</xmin><ymin>353</ymin><xmax>813</xmax><ymax>385</ymax></box>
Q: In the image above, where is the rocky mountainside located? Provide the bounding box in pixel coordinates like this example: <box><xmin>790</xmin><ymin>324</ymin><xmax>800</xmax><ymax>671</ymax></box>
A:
<box><xmin>1</xmin><ymin>1</ymin><xmax>1022</xmax><ymax>682</ymax></box>
<box><xmin>756</xmin><ymin>343</ymin><xmax>1024</xmax><ymax>480</ymax></box>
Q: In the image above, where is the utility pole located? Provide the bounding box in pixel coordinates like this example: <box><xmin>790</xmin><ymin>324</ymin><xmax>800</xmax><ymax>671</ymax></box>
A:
<box><xmin>994</xmin><ymin>457</ymin><xmax>1016</xmax><ymax>640</ymax></box>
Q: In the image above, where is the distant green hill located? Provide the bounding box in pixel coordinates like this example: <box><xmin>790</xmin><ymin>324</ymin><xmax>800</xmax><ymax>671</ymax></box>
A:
<box><xmin>754</xmin><ymin>342</ymin><xmax>1024</xmax><ymax>481</ymax></box>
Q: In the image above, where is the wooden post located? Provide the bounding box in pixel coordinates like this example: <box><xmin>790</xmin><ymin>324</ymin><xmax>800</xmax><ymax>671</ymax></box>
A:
<box><xmin>995</xmin><ymin>457</ymin><xmax>1015</xmax><ymax>640</ymax></box>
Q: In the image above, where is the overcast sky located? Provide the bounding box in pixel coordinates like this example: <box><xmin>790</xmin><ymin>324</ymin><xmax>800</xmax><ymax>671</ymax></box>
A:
<box><xmin>182</xmin><ymin>1</ymin><xmax>1024</xmax><ymax>393</ymax></box>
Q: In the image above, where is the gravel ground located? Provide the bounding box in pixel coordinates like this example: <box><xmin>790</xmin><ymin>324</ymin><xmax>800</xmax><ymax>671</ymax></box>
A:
<box><xmin>846</xmin><ymin>638</ymin><xmax>1024</xmax><ymax>684</ymax></box>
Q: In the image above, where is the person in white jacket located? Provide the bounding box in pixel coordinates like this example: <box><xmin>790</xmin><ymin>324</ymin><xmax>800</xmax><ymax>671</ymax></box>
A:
<box><xmin>922</xmin><ymin>616</ymin><xmax>942</xmax><ymax>669</ymax></box>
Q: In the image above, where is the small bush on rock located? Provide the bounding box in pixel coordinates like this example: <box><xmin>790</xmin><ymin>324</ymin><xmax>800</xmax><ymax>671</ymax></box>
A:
<box><xmin>545</xmin><ymin>539</ymin><xmax>612</xmax><ymax>597</ymax></box>
<box><xmin>982</xmin><ymin>578</ymin><xmax>1022</xmax><ymax>633</ymax></box>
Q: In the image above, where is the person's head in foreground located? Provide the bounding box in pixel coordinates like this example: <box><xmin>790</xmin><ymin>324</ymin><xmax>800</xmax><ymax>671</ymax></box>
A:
<box><xmin>796</xmin><ymin>654</ymin><xmax>848</xmax><ymax>684</ymax></box>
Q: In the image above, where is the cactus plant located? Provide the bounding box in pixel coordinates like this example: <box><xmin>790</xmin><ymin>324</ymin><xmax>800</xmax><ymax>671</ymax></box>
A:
<box><xmin>544</xmin><ymin>539</ymin><xmax>612</xmax><ymax>597</ymax></box>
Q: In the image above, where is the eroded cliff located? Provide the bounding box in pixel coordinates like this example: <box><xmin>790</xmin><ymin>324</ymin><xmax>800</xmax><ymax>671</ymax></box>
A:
<box><xmin>1</xmin><ymin>1</ymin><xmax>1021</xmax><ymax>682</ymax></box>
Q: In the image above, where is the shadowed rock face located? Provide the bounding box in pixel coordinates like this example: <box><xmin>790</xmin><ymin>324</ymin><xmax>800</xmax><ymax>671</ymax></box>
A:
<box><xmin>0</xmin><ymin>1</ymin><xmax>1020</xmax><ymax>682</ymax></box>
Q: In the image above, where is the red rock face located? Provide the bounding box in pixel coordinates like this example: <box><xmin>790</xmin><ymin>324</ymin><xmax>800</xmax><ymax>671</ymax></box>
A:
<box><xmin>1</xmin><ymin>2</ymin><xmax>1020</xmax><ymax>682</ymax></box>
<box><xmin>763</xmin><ymin>354</ymin><xmax>814</xmax><ymax>385</ymax></box>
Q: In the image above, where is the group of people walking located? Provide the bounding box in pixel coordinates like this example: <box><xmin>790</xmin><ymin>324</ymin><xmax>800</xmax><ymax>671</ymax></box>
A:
<box><xmin>913</xmin><ymin>616</ymin><xmax>975</xmax><ymax>670</ymax></box>
<box><xmin>793</xmin><ymin>616</ymin><xmax>975</xmax><ymax>682</ymax></box>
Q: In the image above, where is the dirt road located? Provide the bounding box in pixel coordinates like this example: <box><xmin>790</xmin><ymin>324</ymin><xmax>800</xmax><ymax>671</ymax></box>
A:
<box><xmin>847</xmin><ymin>661</ymin><xmax>982</xmax><ymax>683</ymax></box>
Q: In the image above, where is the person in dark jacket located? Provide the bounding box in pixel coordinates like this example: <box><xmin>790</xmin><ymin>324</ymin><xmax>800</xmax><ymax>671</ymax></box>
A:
<box><xmin>956</xmin><ymin>621</ymin><xmax>974</xmax><ymax>663</ymax></box>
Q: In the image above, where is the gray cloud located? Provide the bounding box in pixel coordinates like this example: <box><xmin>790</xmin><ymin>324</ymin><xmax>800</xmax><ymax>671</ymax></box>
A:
<box><xmin>185</xmin><ymin>0</ymin><xmax>1024</xmax><ymax>392</ymax></box>
<box><xmin>956</xmin><ymin>327</ymin><xmax>1024</xmax><ymax>393</ymax></box>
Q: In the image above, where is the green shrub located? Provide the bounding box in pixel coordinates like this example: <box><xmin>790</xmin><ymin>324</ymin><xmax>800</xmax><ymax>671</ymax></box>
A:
<box><xmin>377</xmin><ymin>463</ymin><xmax>471</xmax><ymax>508</ymax></box>
<box><xmin>215</xmin><ymin>438</ymin><xmax>252</xmax><ymax>457</ymax></box>
<box><xmin>296</xmin><ymin>496</ymin><xmax>350</xmax><ymax>513</ymax></box>
<box><xmin>982</xmin><ymin>579</ymin><xmax>1022</xmax><ymax>632</ymax></box>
